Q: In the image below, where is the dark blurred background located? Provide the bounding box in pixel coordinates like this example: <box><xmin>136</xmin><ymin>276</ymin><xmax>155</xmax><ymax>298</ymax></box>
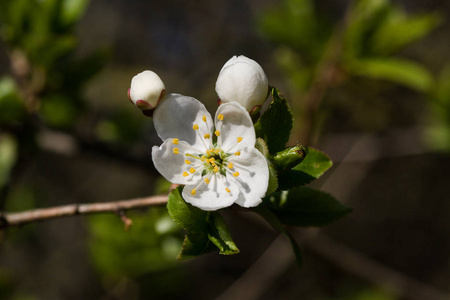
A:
<box><xmin>1</xmin><ymin>0</ymin><xmax>450</xmax><ymax>299</ymax></box>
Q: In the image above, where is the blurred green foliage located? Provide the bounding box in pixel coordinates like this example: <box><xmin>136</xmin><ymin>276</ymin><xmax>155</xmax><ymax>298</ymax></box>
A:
<box><xmin>0</xmin><ymin>0</ymin><xmax>107</xmax><ymax>128</ymax></box>
<box><xmin>89</xmin><ymin>208</ymin><xmax>182</xmax><ymax>279</ymax></box>
<box><xmin>260</xmin><ymin>0</ymin><xmax>440</xmax><ymax>92</ymax></box>
<box><xmin>259</xmin><ymin>0</ymin><xmax>443</xmax><ymax>144</ymax></box>
<box><xmin>426</xmin><ymin>65</ymin><xmax>450</xmax><ymax>150</ymax></box>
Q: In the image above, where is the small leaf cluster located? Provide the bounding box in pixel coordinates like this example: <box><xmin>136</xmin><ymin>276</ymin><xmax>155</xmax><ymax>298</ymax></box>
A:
<box><xmin>0</xmin><ymin>0</ymin><xmax>109</xmax><ymax>129</ymax></box>
<box><xmin>259</xmin><ymin>0</ymin><xmax>441</xmax><ymax>93</ymax></box>
<box><xmin>167</xmin><ymin>87</ymin><xmax>351</xmax><ymax>263</ymax></box>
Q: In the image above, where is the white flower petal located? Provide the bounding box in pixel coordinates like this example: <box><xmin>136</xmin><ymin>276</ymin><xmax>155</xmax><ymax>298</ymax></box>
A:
<box><xmin>153</xmin><ymin>94</ymin><xmax>213</xmax><ymax>150</ymax></box>
<box><xmin>227</xmin><ymin>147</ymin><xmax>269</xmax><ymax>208</ymax></box>
<box><xmin>182</xmin><ymin>173</ymin><xmax>239</xmax><ymax>211</ymax></box>
<box><xmin>151</xmin><ymin>139</ymin><xmax>204</xmax><ymax>185</ymax></box>
<box><xmin>215</xmin><ymin>102</ymin><xmax>255</xmax><ymax>152</ymax></box>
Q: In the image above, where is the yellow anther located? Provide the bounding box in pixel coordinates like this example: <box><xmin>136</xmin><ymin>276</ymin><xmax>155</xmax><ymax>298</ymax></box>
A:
<box><xmin>234</xmin><ymin>151</ymin><xmax>241</xmax><ymax>156</ymax></box>
<box><xmin>202</xmin><ymin>115</ymin><xmax>207</xmax><ymax>122</ymax></box>
<box><xmin>225</xmin><ymin>187</ymin><xmax>231</xmax><ymax>193</ymax></box>
<box><xmin>204</xmin><ymin>134</ymin><xmax>211</xmax><ymax>139</ymax></box>
<box><xmin>228</xmin><ymin>162</ymin><xmax>233</xmax><ymax>169</ymax></box>
<box><xmin>204</xmin><ymin>178</ymin><xmax>210</xmax><ymax>184</ymax></box>
<box><xmin>214</xmin><ymin>148</ymin><xmax>220</xmax><ymax>154</ymax></box>
<box><xmin>185</xmin><ymin>160</ymin><xmax>191</xmax><ymax>165</ymax></box>
<box><xmin>233</xmin><ymin>172</ymin><xmax>239</xmax><ymax>177</ymax></box>
<box><xmin>173</xmin><ymin>148</ymin><xmax>179</xmax><ymax>154</ymax></box>
<box><xmin>237</xmin><ymin>137</ymin><xmax>243</xmax><ymax>143</ymax></box>
<box><xmin>183</xmin><ymin>172</ymin><xmax>189</xmax><ymax>177</ymax></box>
<box><xmin>215</xmin><ymin>130</ymin><xmax>220</xmax><ymax>137</ymax></box>
<box><xmin>172</xmin><ymin>138</ymin><xmax>179</xmax><ymax>144</ymax></box>
<box><xmin>218</xmin><ymin>114</ymin><xmax>224</xmax><ymax>120</ymax></box>
<box><xmin>193</xmin><ymin>124</ymin><xmax>199</xmax><ymax>130</ymax></box>
<box><xmin>189</xmin><ymin>167</ymin><xmax>196</xmax><ymax>174</ymax></box>
<box><xmin>213</xmin><ymin>166</ymin><xmax>219</xmax><ymax>173</ymax></box>
<box><xmin>191</xmin><ymin>189</ymin><xmax>197</xmax><ymax>195</ymax></box>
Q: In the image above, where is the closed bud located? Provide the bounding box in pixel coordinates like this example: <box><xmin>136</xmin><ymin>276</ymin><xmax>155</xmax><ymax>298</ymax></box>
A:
<box><xmin>128</xmin><ymin>70</ymin><xmax>166</xmax><ymax>116</ymax></box>
<box><xmin>215</xmin><ymin>55</ymin><xmax>269</xmax><ymax>113</ymax></box>
<box><xmin>273</xmin><ymin>145</ymin><xmax>307</xmax><ymax>172</ymax></box>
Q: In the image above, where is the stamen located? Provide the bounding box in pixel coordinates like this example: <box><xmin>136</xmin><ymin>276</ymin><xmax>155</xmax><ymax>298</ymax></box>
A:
<box><xmin>173</xmin><ymin>148</ymin><xmax>179</xmax><ymax>154</ymax></box>
<box><xmin>233</xmin><ymin>172</ymin><xmax>239</xmax><ymax>177</ymax></box>
<box><xmin>183</xmin><ymin>172</ymin><xmax>189</xmax><ymax>177</ymax></box>
<box><xmin>189</xmin><ymin>167</ymin><xmax>196</xmax><ymax>174</ymax></box>
<box><xmin>204</xmin><ymin>134</ymin><xmax>210</xmax><ymax>139</ymax></box>
<box><xmin>185</xmin><ymin>160</ymin><xmax>191</xmax><ymax>165</ymax></box>
<box><xmin>193</xmin><ymin>124</ymin><xmax>199</xmax><ymax>130</ymax></box>
<box><xmin>237</xmin><ymin>137</ymin><xmax>243</xmax><ymax>143</ymax></box>
<box><xmin>172</xmin><ymin>138</ymin><xmax>179</xmax><ymax>144</ymax></box>
<box><xmin>213</xmin><ymin>166</ymin><xmax>219</xmax><ymax>173</ymax></box>
<box><xmin>214</xmin><ymin>148</ymin><xmax>220</xmax><ymax>154</ymax></box>
<box><xmin>191</xmin><ymin>189</ymin><xmax>197</xmax><ymax>195</ymax></box>
<box><xmin>202</xmin><ymin>115</ymin><xmax>207</xmax><ymax>122</ymax></box>
<box><xmin>234</xmin><ymin>151</ymin><xmax>241</xmax><ymax>156</ymax></box>
<box><xmin>228</xmin><ymin>162</ymin><xmax>233</xmax><ymax>169</ymax></box>
<box><xmin>218</xmin><ymin>114</ymin><xmax>224</xmax><ymax>120</ymax></box>
<box><xmin>204</xmin><ymin>178</ymin><xmax>210</xmax><ymax>184</ymax></box>
<box><xmin>186</xmin><ymin>153</ymin><xmax>203</xmax><ymax>161</ymax></box>
<box><xmin>225</xmin><ymin>187</ymin><xmax>231</xmax><ymax>193</ymax></box>
<box><xmin>215</xmin><ymin>130</ymin><xmax>220</xmax><ymax>137</ymax></box>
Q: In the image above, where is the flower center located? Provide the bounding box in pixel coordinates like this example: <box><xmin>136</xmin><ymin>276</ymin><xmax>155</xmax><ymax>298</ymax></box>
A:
<box><xmin>201</xmin><ymin>147</ymin><xmax>230</xmax><ymax>176</ymax></box>
<box><xmin>173</xmin><ymin>113</ymin><xmax>242</xmax><ymax>195</ymax></box>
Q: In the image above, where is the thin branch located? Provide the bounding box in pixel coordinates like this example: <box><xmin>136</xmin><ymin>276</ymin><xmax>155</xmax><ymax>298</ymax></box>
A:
<box><xmin>0</xmin><ymin>195</ymin><xmax>168</xmax><ymax>229</ymax></box>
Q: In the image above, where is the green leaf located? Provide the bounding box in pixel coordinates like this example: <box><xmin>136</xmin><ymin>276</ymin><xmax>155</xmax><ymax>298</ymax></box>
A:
<box><xmin>278</xmin><ymin>147</ymin><xmax>332</xmax><ymax>190</ymax></box>
<box><xmin>167</xmin><ymin>187</ymin><xmax>239</xmax><ymax>258</ymax></box>
<box><xmin>0</xmin><ymin>77</ymin><xmax>26</xmax><ymax>124</ymax></box>
<box><xmin>253</xmin><ymin>205</ymin><xmax>302</xmax><ymax>267</ymax></box>
<box><xmin>344</xmin><ymin>0</ymin><xmax>390</xmax><ymax>59</ymax></box>
<box><xmin>255</xmin><ymin>138</ymin><xmax>278</xmax><ymax>195</ymax></box>
<box><xmin>167</xmin><ymin>187</ymin><xmax>211</xmax><ymax>259</ymax></box>
<box><xmin>61</xmin><ymin>0</ymin><xmax>89</xmax><ymax>26</ymax></box>
<box><xmin>347</xmin><ymin>58</ymin><xmax>433</xmax><ymax>91</ymax></box>
<box><xmin>264</xmin><ymin>188</ymin><xmax>352</xmax><ymax>227</ymax></box>
<box><xmin>207</xmin><ymin>213</ymin><xmax>239</xmax><ymax>255</ymax></box>
<box><xmin>255</xmin><ymin>87</ymin><xmax>293</xmax><ymax>155</ymax></box>
<box><xmin>370</xmin><ymin>9</ymin><xmax>441</xmax><ymax>55</ymax></box>
<box><xmin>258</xmin><ymin>0</ymin><xmax>326</xmax><ymax>63</ymax></box>
<box><xmin>0</xmin><ymin>134</ymin><xmax>18</xmax><ymax>188</ymax></box>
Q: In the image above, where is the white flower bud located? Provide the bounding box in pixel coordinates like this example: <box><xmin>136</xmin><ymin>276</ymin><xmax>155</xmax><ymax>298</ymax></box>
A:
<box><xmin>128</xmin><ymin>70</ymin><xmax>166</xmax><ymax>113</ymax></box>
<box><xmin>215</xmin><ymin>55</ymin><xmax>269</xmax><ymax>112</ymax></box>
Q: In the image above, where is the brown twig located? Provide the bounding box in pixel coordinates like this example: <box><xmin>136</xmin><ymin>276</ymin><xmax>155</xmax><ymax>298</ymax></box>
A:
<box><xmin>0</xmin><ymin>195</ymin><xmax>168</xmax><ymax>229</ymax></box>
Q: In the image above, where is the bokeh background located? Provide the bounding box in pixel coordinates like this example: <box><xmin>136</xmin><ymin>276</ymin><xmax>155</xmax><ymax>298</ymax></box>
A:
<box><xmin>1</xmin><ymin>0</ymin><xmax>450</xmax><ymax>299</ymax></box>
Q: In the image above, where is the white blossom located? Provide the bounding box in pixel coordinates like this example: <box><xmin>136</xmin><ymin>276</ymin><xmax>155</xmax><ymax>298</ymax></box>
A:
<box><xmin>151</xmin><ymin>94</ymin><xmax>269</xmax><ymax>211</ymax></box>
<box><xmin>128</xmin><ymin>70</ymin><xmax>165</xmax><ymax>111</ymax></box>
<box><xmin>215</xmin><ymin>55</ymin><xmax>269</xmax><ymax>112</ymax></box>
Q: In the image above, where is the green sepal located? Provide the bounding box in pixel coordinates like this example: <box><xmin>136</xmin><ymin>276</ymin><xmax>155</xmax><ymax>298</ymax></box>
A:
<box><xmin>255</xmin><ymin>138</ymin><xmax>278</xmax><ymax>195</ymax></box>
<box><xmin>252</xmin><ymin>205</ymin><xmax>302</xmax><ymax>267</ymax></box>
<box><xmin>273</xmin><ymin>144</ymin><xmax>307</xmax><ymax>173</ymax></box>
<box><xmin>278</xmin><ymin>147</ymin><xmax>332</xmax><ymax>190</ymax></box>
<box><xmin>167</xmin><ymin>187</ymin><xmax>239</xmax><ymax>259</ymax></box>
<box><xmin>263</xmin><ymin>188</ymin><xmax>352</xmax><ymax>227</ymax></box>
<box><xmin>207</xmin><ymin>213</ymin><xmax>239</xmax><ymax>255</ymax></box>
<box><xmin>254</xmin><ymin>87</ymin><xmax>293</xmax><ymax>155</ymax></box>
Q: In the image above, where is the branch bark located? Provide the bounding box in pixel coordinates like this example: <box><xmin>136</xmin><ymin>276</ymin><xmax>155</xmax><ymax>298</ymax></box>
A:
<box><xmin>0</xmin><ymin>195</ymin><xmax>168</xmax><ymax>229</ymax></box>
